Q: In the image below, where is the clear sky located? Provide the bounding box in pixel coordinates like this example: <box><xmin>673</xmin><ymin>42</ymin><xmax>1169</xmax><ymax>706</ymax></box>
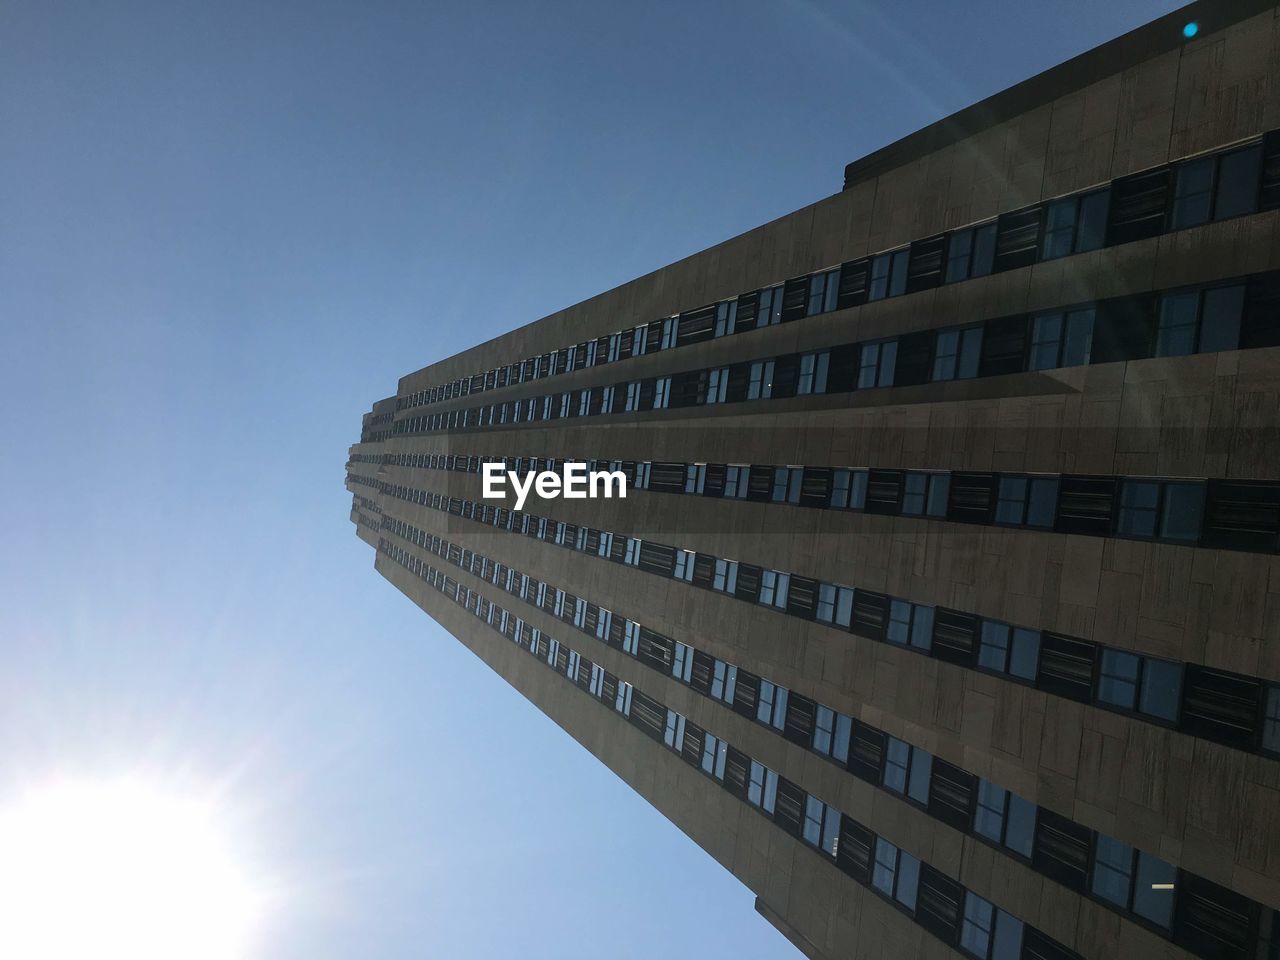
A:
<box><xmin>0</xmin><ymin>1</ymin><xmax>1183</xmax><ymax>957</ymax></box>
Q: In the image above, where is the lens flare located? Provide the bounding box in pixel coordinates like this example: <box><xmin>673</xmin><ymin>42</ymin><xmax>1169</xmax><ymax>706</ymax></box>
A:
<box><xmin>0</xmin><ymin>779</ymin><xmax>264</xmax><ymax>960</ymax></box>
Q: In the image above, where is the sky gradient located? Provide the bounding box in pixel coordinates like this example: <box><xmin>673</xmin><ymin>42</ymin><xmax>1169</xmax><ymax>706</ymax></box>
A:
<box><xmin>0</xmin><ymin>2</ymin><xmax>1183</xmax><ymax>957</ymax></box>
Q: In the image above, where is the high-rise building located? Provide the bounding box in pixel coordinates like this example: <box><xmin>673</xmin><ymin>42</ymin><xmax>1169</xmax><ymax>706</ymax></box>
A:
<box><xmin>347</xmin><ymin>3</ymin><xmax>1280</xmax><ymax>957</ymax></box>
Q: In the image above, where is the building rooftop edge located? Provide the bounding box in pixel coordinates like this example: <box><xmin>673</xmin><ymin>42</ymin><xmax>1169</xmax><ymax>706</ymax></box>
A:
<box><xmin>842</xmin><ymin>0</ymin><xmax>1274</xmax><ymax>190</ymax></box>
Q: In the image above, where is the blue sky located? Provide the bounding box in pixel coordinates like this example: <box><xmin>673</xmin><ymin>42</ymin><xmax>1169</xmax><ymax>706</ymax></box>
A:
<box><xmin>0</xmin><ymin>1</ymin><xmax>1182</xmax><ymax>957</ymax></box>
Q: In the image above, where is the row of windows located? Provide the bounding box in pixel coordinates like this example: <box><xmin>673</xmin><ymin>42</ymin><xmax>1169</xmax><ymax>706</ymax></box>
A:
<box><xmin>393</xmin><ymin>132</ymin><xmax>1280</xmax><ymax>415</ymax></box>
<box><xmin>375</xmin><ymin>510</ymin><xmax>1276</xmax><ymax>958</ymax></box>
<box><xmin>388</xmin><ymin>272</ymin><xmax>1280</xmax><ymax>479</ymax></box>
<box><xmin>363</xmin><ymin>472</ymin><xmax>1280</xmax><ymax>762</ymax></box>
<box><xmin>376</xmin><ymin>449</ymin><xmax>1280</xmax><ymax>556</ymax></box>
<box><xmin>374</xmin><ymin>537</ymin><xmax>1096</xmax><ymax>960</ymax></box>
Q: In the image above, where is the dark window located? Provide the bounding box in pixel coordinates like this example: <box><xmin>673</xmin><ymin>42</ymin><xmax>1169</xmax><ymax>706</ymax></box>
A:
<box><xmin>1041</xmin><ymin>197</ymin><xmax>1078</xmax><ymax>260</ymax></box>
<box><xmin>932</xmin><ymin>326</ymin><xmax>983</xmax><ymax>381</ymax></box>
<box><xmin>994</xmin><ymin>206</ymin><xmax>1042</xmax><ymax>272</ymax></box>
<box><xmin>1172</xmin><ymin>873</ymin><xmax>1258</xmax><ymax>960</ymax></box>
<box><xmin>1170</xmin><ymin>156</ymin><xmax>1216</xmax><ymax>229</ymax></box>
<box><xmin>917</xmin><ymin>864</ymin><xmax>964</xmax><ymax>943</ymax></box>
<box><xmin>945</xmin><ymin>227</ymin><xmax>973</xmax><ymax>283</ymax></box>
<box><xmin>1108</xmin><ymin>168</ymin><xmax>1171</xmax><ymax>245</ymax></box>
<box><xmin>1180</xmin><ymin>664</ymin><xmax>1263</xmax><ymax>749</ymax></box>
<box><xmin>971</xmin><ymin>222</ymin><xmax>997</xmax><ymax>277</ymax></box>
<box><xmin>1201</xmin><ymin>480</ymin><xmax>1280</xmax><ymax>552</ymax></box>
<box><xmin>1055</xmin><ymin>476</ymin><xmax>1117</xmax><ymax>536</ymax></box>
<box><xmin>1037</xmin><ymin>632</ymin><xmax>1097</xmax><ymax>703</ymax></box>
<box><xmin>906</xmin><ymin>235</ymin><xmax>947</xmax><ymax>293</ymax></box>
<box><xmin>858</xmin><ymin>340</ymin><xmax>898</xmax><ymax>388</ymax></box>
<box><xmin>1212</xmin><ymin>143</ymin><xmax>1262</xmax><ymax>221</ymax></box>
<box><xmin>1197</xmin><ymin>284</ymin><xmax>1245</xmax><ymax>353</ymax></box>
<box><xmin>978</xmin><ymin>314</ymin><xmax>1027</xmax><ymax>377</ymax></box>
<box><xmin>1028</xmin><ymin>306</ymin><xmax>1094</xmax><ymax>369</ymax></box>
<box><xmin>1032</xmin><ymin>807</ymin><xmax>1091</xmax><ymax>892</ymax></box>
<box><xmin>994</xmin><ymin>475</ymin><xmax>1059</xmax><ymax>528</ymax></box>
<box><xmin>1155</xmin><ymin>290</ymin><xmax>1199</xmax><ymax>357</ymax></box>
<box><xmin>948</xmin><ymin>473</ymin><xmax>996</xmax><ymax>523</ymax></box>
<box><xmin>1075</xmin><ymin>188</ymin><xmax>1110</xmax><ymax>252</ymax></box>
<box><xmin>928</xmin><ymin>759</ymin><xmax>977</xmax><ymax>831</ymax></box>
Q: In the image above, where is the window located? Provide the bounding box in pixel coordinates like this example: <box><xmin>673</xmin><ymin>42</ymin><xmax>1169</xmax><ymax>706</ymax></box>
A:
<box><xmin>1029</xmin><ymin>307</ymin><xmax>1094</xmax><ymax>369</ymax></box>
<box><xmin>600</xmin><ymin>385</ymin><xmax>614</xmax><ymax>413</ymax></box>
<box><xmin>757</xmin><ymin>285</ymin><xmax>783</xmax><ymax>326</ymax></box>
<box><xmin>1041</xmin><ymin>197</ymin><xmax>1078</xmax><ymax>260</ymax></box>
<box><xmin>756</xmin><ymin>680</ymin><xmax>788</xmax><ymax>730</ymax></box>
<box><xmin>759</xmin><ymin>570</ymin><xmax>790</xmax><ymax>609</ymax></box>
<box><xmin>1171</xmin><ymin>156</ymin><xmax>1216</xmax><ymax>229</ymax></box>
<box><xmin>1092</xmin><ymin>835</ymin><xmax>1134</xmax><ymax>908</ymax></box>
<box><xmin>1075</xmin><ymin>189</ymin><xmax>1110</xmax><ymax>252</ymax></box>
<box><xmin>672</xmin><ymin>642</ymin><xmax>693</xmax><ymax>682</ymax></box>
<box><xmin>872</xmin><ymin>837</ymin><xmax>898</xmax><ymax>896</ymax></box>
<box><xmin>653</xmin><ymin>376</ymin><xmax>671</xmax><ymax>409</ymax></box>
<box><xmin>945</xmin><ymin>222</ymin><xmax>998</xmax><ymax>281</ymax></box>
<box><xmin>1213</xmin><ymin>143</ymin><xmax>1262</xmax><ymax>220</ymax></box>
<box><xmin>623</xmin><ymin>619</ymin><xmax>640</xmax><ymax>654</ymax></box>
<box><xmin>960</xmin><ymin>893</ymin><xmax>995</xmax><ymax>957</ymax></box>
<box><xmin>713</xmin><ymin>559</ymin><xmax>738</xmax><ymax>593</ymax></box>
<box><xmin>724</xmin><ymin>465</ymin><xmax>747</xmax><ymax>498</ymax></box>
<box><xmin>902</xmin><ymin>472</ymin><xmax>949</xmax><ymax>517</ymax></box>
<box><xmin>816</xmin><ymin>584</ymin><xmax>853</xmax><ymax>627</ymax></box>
<box><xmin>1198</xmin><ymin>284</ymin><xmax>1245</xmax><ymax>353</ymax></box>
<box><xmin>701</xmin><ymin>733</ymin><xmax>727</xmax><ymax>779</ymax></box>
<box><xmin>1131</xmin><ymin>852</ymin><xmax>1177</xmax><ymax>928</ymax></box>
<box><xmin>673</xmin><ymin>548</ymin><xmax>695</xmax><ymax>582</ymax></box>
<box><xmin>797</xmin><ymin>351</ymin><xmax>829</xmax><ymax>394</ymax></box>
<box><xmin>771</xmin><ymin>466</ymin><xmax>802</xmax><ymax>504</ymax></box>
<box><xmin>1115</xmin><ymin>479</ymin><xmax>1205</xmax><ymax>542</ymax></box>
<box><xmin>614</xmin><ymin>681</ymin><xmax>632</xmax><ymax>716</ymax></box>
<box><xmin>1265</xmin><ymin>687</ymin><xmax>1280</xmax><ymax>755</ymax></box>
<box><xmin>830</xmin><ymin>469</ymin><xmax>869</xmax><ymax>509</ymax></box>
<box><xmin>710</xmin><ymin>661</ymin><xmax>737</xmax><ymax>704</ymax></box>
<box><xmin>802</xmin><ymin>795</ymin><xmax>826</xmax><ymax>849</ymax></box>
<box><xmin>858</xmin><ymin>340</ymin><xmax>897</xmax><ymax>388</ymax></box>
<box><xmin>945</xmin><ymin>227</ymin><xmax>973</xmax><ymax>282</ymax></box>
<box><xmin>1097</xmin><ymin>649</ymin><xmax>1140</xmax><ymax>709</ymax></box>
<box><xmin>747</xmin><ymin>360</ymin><xmax>774</xmax><ymax>399</ymax></box>
<box><xmin>633</xmin><ymin>323</ymin><xmax>648</xmax><ymax>354</ymax></box>
<box><xmin>884</xmin><ymin>600</ymin><xmax>933</xmax><ymax>650</ymax></box>
<box><xmin>993</xmin><ymin>475</ymin><xmax>1059</xmax><ymax>527</ymax></box>
<box><xmin>974</xmin><ymin>780</ymin><xmax>1035</xmax><ymax>857</ymax></box>
<box><xmin>747</xmin><ymin>760</ymin><xmax>777</xmax><ymax>812</ymax></box>
<box><xmin>663</xmin><ymin>709</ymin><xmax>685</xmax><ymax>749</ymax></box>
<box><xmin>907</xmin><ymin>750</ymin><xmax>932</xmax><ymax>804</ymax></box>
<box><xmin>660</xmin><ymin>317</ymin><xmax>677</xmax><ymax>350</ymax></box>
<box><xmin>883</xmin><ymin>737</ymin><xmax>910</xmax><ymax>793</ymax></box>
<box><xmin>868</xmin><ymin>253</ymin><xmax>892</xmax><ymax>301</ymax></box>
<box><xmin>991</xmin><ymin>911</ymin><xmax>1024</xmax><ymax>960</ymax></box>
<box><xmin>807</xmin><ymin>269</ymin><xmax>840</xmax><ymax>315</ymax></box>
<box><xmin>1156</xmin><ymin>291</ymin><xmax>1199</xmax><ymax>357</ymax></box>
<box><xmin>1098</xmin><ymin>650</ymin><xmax>1183</xmax><ymax>722</ymax></box>
<box><xmin>895</xmin><ymin>851</ymin><xmax>920</xmax><ymax>910</ymax></box>
<box><xmin>713</xmin><ymin>299</ymin><xmax>737</xmax><ymax>337</ymax></box>
<box><xmin>625</xmin><ymin>381</ymin><xmax>640</xmax><ymax>411</ymax></box>
<box><xmin>705</xmin><ymin>367</ymin><xmax>728</xmax><ymax>404</ymax></box>
<box><xmin>977</xmin><ymin>621</ymin><xmax>1040</xmax><ymax>680</ymax></box>
<box><xmin>932</xmin><ymin>326</ymin><xmax>982</xmax><ymax>380</ymax></box>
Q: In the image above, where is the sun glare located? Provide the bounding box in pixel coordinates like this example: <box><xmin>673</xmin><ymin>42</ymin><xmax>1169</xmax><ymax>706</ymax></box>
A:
<box><xmin>0</xmin><ymin>779</ymin><xmax>264</xmax><ymax>960</ymax></box>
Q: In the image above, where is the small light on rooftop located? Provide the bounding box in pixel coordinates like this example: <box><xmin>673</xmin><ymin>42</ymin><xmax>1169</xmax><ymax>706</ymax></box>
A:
<box><xmin>1182</xmin><ymin>21</ymin><xmax>1199</xmax><ymax>39</ymax></box>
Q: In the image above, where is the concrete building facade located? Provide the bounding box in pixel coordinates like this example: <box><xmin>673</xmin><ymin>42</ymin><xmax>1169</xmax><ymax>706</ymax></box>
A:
<box><xmin>347</xmin><ymin>3</ymin><xmax>1280</xmax><ymax>957</ymax></box>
